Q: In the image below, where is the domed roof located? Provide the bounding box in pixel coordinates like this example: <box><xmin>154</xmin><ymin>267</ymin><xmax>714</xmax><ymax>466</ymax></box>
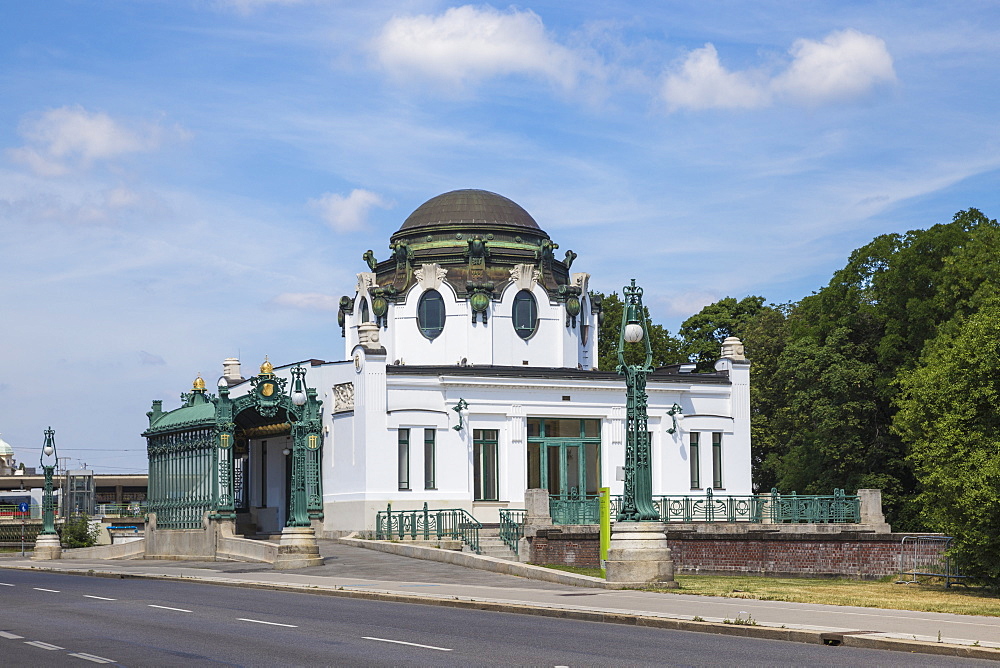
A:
<box><xmin>399</xmin><ymin>189</ymin><xmax>540</xmax><ymax>232</ymax></box>
<box><xmin>0</xmin><ymin>434</ymin><xmax>13</xmax><ymax>456</ymax></box>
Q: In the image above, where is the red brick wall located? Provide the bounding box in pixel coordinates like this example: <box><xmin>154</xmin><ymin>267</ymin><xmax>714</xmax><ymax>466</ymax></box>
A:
<box><xmin>529</xmin><ymin>530</ymin><xmax>943</xmax><ymax>578</ymax></box>
<box><xmin>530</xmin><ymin>530</ymin><xmax>601</xmax><ymax>567</ymax></box>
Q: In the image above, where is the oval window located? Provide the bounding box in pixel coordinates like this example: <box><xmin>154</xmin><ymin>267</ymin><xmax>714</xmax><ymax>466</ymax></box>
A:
<box><xmin>417</xmin><ymin>290</ymin><xmax>445</xmax><ymax>339</ymax></box>
<box><xmin>512</xmin><ymin>290</ymin><xmax>537</xmax><ymax>339</ymax></box>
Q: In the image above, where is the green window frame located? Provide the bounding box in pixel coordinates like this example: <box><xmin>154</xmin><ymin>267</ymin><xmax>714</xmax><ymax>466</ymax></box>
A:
<box><xmin>689</xmin><ymin>432</ymin><xmax>700</xmax><ymax>489</ymax></box>
<box><xmin>424</xmin><ymin>428</ymin><xmax>436</xmax><ymax>490</ymax></box>
<box><xmin>398</xmin><ymin>429</ymin><xmax>410</xmax><ymax>491</ymax></box>
<box><xmin>417</xmin><ymin>290</ymin><xmax>445</xmax><ymax>339</ymax></box>
<box><xmin>473</xmin><ymin>429</ymin><xmax>499</xmax><ymax>501</ymax></box>
<box><xmin>712</xmin><ymin>432</ymin><xmax>723</xmax><ymax>489</ymax></box>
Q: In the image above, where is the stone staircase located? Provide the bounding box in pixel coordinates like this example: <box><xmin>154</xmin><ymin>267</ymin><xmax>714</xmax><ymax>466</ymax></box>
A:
<box><xmin>468</xmin><ymin>525</ymin><xmax>520</xmax><ymax>561</ymax></box>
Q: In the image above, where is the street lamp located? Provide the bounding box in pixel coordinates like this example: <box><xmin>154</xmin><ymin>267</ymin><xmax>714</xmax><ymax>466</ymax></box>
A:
<box><xmin>39</xmin><ymin>427</ymin><xmax>58</xmax><ymax>535</ymax></box>
<box><xmin>616</xmin><ymin>279</ymin><xmax>659</xmax><ymax>522</ymax></box>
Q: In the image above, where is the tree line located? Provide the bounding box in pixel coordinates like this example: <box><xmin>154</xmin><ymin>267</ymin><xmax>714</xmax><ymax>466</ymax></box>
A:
<box><xmin>596</xmin><ymin>208</ymin><xmax>1000</xmax><ymax>586</ymax></box>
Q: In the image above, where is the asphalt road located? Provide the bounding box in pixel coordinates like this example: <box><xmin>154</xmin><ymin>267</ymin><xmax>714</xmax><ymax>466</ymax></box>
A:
<box><xmin>0</xmin><ymin>569</ymin><xmax>994</xmax><ymax>667</ymax></box>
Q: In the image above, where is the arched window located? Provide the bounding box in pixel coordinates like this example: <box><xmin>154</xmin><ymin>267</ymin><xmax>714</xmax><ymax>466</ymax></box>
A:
<box><xmin>417</xmin><ymin>290</ymin><xmax>445</xmax><ymax>339</ymax></box>
<box><xmin>512</xmin><ymin>290</ymin><xmax>538</xmax><ymax>339</ymax></box>
<box><xmin>360</xmin><ymin>299</ymin><xmax>371</xmax><ymax>323</ymax></box>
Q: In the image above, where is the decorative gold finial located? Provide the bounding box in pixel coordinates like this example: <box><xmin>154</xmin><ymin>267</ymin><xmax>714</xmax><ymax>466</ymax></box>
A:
<box><xmin>192</xmin><ymin>373</ymin><xmax>206</xmax><ymax>391</ymax></box>
<box><xmin>260</xmin><ymin>355</ymin><xmax>274</xmax><ymax>376</ymax></box>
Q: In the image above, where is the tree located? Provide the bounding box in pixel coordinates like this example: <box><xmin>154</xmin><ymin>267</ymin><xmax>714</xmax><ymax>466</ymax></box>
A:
<box><xmin>61</xmin><ymin>514</ymin><xmax>101</xmax><ymax>549</ymax></box>
<box><xmin>894</xmin><ymin>303</ymin><xmax>1000</xmax><ymax>586</ymax></box>
<box><xmin>593</xmin><ymin>291</ymin><xmax>686</xmax><ymax>371</ymax></box>
<box><xmin>679</xmin><ymin>296</ymin><xmax>767</xmax><ymax>370</ymax></box>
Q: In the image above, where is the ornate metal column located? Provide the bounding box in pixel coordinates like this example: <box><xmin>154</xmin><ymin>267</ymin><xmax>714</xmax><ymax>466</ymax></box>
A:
<box><xmin>616</xmin><ymin>279</ymin><xmax>659</xmax><ymax>522</ymax></box>
<box><xmin>286</xmin><ymin>365</ymin><xmax>320</xmax><ymax>528</ymax></box>
<box><xmin>214</xmin><ymin>384</ymin><xmax>236</xmax><ymax>520</ymax></box>
<box><xmin>39</xmin><ymin>427</ymin><xmax>58</xmax><ymax>535</ymax></box>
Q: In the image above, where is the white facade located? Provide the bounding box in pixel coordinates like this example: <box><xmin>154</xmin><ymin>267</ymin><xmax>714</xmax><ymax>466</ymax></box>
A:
<box><xmin>222</xmin><ymin>190</ymin><xmax>752</xmax><ymax>533</ymax></box>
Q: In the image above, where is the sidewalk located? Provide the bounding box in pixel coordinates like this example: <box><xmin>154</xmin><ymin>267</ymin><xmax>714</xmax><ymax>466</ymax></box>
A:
<box><xmin>3</xmin><ymin>540</ymin><xmax>999</xmax><ymax>661</ymax></box>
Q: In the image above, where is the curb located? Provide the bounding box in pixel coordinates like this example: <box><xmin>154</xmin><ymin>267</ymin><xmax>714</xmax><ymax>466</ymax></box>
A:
<box><xmin>5</xmin><ymin>563</ymin><xmax>1000</xmax><ymax>661</ymax></box>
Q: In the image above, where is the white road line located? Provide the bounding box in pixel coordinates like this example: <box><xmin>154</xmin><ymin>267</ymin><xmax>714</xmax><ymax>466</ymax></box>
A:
<box><xmin>0</xmin><ymin>583</ymin><xmax>14</xmax><ymax>586</ymax></box>
<box><xmin>363</xmin><ymin>636</ymin><xmax>453</xmax><ymax>651</ymax></box>
<box><xmin>33</xmin><ymin>587</ymin><xmax>60</xmax><ymax>593</ymax></box>
<box><xmin>25</xmin><ymin>640</ymin><xmax>64</xmax><ymax>650</ymax></box>
<box><xmin>0</xmin><ymin>631</ymin><xmax>24</xmax><ymax>639</ymax></box>
<box><xmin>148</xmin><ymin>604</ymin><xmax>192</xmax><ymax>613</ymax></box>
<box><xmin>83</xmin><ymin>595</ymin><xmax>116</xmax><ymax>601</ymax></box>
<box><xmin>237</xmin><ymin>618</ymin><xmax>298</xmax><ymax>628</ymax></box>
<box><xmin>68</xmin><ymin>652</ymin><xmax>116</xmax><ymax>664</ymax></box>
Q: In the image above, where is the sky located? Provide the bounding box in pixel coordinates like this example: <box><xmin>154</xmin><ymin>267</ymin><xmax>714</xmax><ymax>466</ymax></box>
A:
<box><xmin>1</xmin><ymin>1</ymin><xmax>999</xmax><ymax>474</ymax></box>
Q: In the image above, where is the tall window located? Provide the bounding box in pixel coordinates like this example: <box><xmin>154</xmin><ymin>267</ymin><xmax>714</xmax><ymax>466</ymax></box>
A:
<box><xmin>417</xmin><ymin>289</ymin><xmax>445</xmax><ymax>339</ymax></box>
<box><xmin>360</xmin><ymin>298</ymin><xmax>370</xmax><ymax>323</ymax></box>
<box><xmin>512</xmin><ymin>290</ymin><xmax>537</xmax><ymax>339</ymax></box>
<box><xmin>689</xmin><ymin>432</ymin><xmax>700</xmax><ymax>489</ymax></box>
<box><xmin>712</xmin><ymin>432</ymin><xmax>723</xmax><ymax>489</ymax></box>
<box><xmin>424</xmin><ymin>429</ymin><xmax>436</xmax><ymax>490</ymax></box>
<box><xmin>473</xmin><ymin>429</ymin><xmax>499</xmax><ymax>501</ymax></box>
<box><xmin>397</xmin><ymin>429</ymin><xmax>410</xmax><ymax>491</ymax></box>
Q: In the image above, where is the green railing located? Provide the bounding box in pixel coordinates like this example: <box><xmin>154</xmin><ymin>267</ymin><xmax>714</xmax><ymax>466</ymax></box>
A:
<box><xmin>499</xmin><ymin>508</ymin><xmax>526</xmax><ymax>555</ymax></box>
<box><xmin>543</xmin><ymin>489</ymin><xmax>862</xmax><ymax>525</ymax></box>
<box><xmin>375</xmin><ymin>503</ymin><xmax>481</xmax><ymax>554</ymax></box>
<box><xmin>550</xmin><ymin>494</ymin><xmax>601</xmax><ymax>524</ymax></box>
<box><xmin>0</xmin><ymin>522</ymin><xmax>45</xmax><ymax>543</ymax></box>
<box><xmin>0</xmin><ymin>504</ymin><xmax>46</xmax><ymax>521</ymax></box>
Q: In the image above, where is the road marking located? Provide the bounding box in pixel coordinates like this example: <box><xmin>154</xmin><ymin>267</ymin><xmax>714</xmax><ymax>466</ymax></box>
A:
<box><xmin>68</xmin><ymin>652</ymin><xmax>116</xmax><ymax>664</ymax></box>
<box><xmin>83</xmin><ymin>595</ymin><xmax>116</xmax><ymax>601</ymax></box>
<box><xmin>238</xmin><ymin>618</ymin><xmax>298</xmax><ymax>628</ymax></box>
<box><xmin>25</xmin><ymin>640</ymin><xmax>64</xmax><ymax>650</ymax></box>
<box><xmin>0</xmin><ymin>583</ymin><xmax>14</xmax><ymax>586</ymax></box>
<box><xmin>148</xmin><ymin>604</ymin><xmax>191</xmax><ymax>613</ymax></box>
<box><xmin>33</xmin><ymin>587</ymin><xmax>60</xmax><ymax>593</ymax></box>
<box><xmin>0</xmin><ymin>631</ymin><xmax>24</xmax><ymax>639</ymax></box>
<box><xmin>363</xmin><ymin>637</ymin><xmax>453</xmax><ymax>651</ymax></box>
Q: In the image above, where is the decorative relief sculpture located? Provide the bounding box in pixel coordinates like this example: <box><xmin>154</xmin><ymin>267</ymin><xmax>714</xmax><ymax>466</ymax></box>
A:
<box><xmin>333</xmin><ymin>382</ymin><xmax>355</xmax><ymax>412</ymax></box>
<box><xmin>355</xmin><ymin>272</ymin><xmax>376</xmax><ymax>295</ymax></box>
<box><xmin>509</xmin><ymin>264</ymin><xmax>541</xmax><ymax>291</ymax></box>
<box><xmin>414</xmin><ymin>263</ymin><xmax>448</xmax><ymax>290</ymax></box>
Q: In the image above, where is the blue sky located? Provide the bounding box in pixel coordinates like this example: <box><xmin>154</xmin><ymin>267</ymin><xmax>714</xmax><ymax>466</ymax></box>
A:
<box><xmin>2</xmin><ymin>1</ymin><xmax>999</xmax><ymax>473</ymax></box>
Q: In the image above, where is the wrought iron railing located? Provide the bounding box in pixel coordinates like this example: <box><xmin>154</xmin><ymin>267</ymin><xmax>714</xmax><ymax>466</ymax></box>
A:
<box><xmin>499</xmin><ymin>508</ymin><xmax>526</xmax><ymax>555</ymax></box>
<box><xmin>602</xmin><ymin>488</ymin><xmax>861</xmax><ymax>524</ymax></box>
<box><xmin>550</xmin><ymin>494</ymin><xmax>601</xmax><ymax>524</ymax></box>
<box><xmin>375</xmin><ymin>503</ymin><xmax>481</xmax><ymax>554</ymax></box>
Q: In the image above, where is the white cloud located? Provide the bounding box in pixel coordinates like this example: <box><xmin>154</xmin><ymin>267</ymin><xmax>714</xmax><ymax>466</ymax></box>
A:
<box><xmin>662</xmin><ymin>44</ymin><xmax>770</xmax><ymax>111</ymax></box>
<box><xmin>772</xmin><ymin>29</ymin><xmax>896</xmax><ymax>104</ymax></box>
<box><xmin>271</xmin><ymin>292</ymin><xmax>339</xmax><ymax>311</ymax></box>
<box><xmin>374</xmin><ymin>5</ymin><xmax>588</xmax><ymax>89</ymax></box>
<box><xmin>6</xmin><ymin>106</ymin><xmax>169</xmax><ymax>176</ymax></box>
<box><xmin>662</xmin><ymin>29</ymin><xmax>895</xmax><ymax>112</ymax></box>
<box><xmin>308</xmin><ymin>188</ymin><xmax>390</xmax><ymax>232</ymax></box>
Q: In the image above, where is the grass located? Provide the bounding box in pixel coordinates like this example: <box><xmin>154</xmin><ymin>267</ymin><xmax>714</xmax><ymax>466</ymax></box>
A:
<box><xmin>534</xmin><ymin>566</ymin><xmax>1000</xmax><ymax>617</ymax></box>
<box><xmin>654</xmin><ymin>574</ymin><xmax>1000</xmax><ymax>617</ymax></box>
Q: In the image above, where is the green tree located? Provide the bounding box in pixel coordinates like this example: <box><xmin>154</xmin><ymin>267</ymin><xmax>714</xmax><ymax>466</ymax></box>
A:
<box><xmin>593</xmin><ymin>291</ymin><xmax>686</xmax><ymax>371</ymax></box>
<box><xmin>894</xmin><ymin>303</ymin><xmax>1000</xmax><ymax>586</ymax></box>
<box><xmin>61</xmin><ymin>514</ymin><xmax>101</xmax><ymax>548</ymax></box>
<box><xmin>679</xmin><ymin>296</ymin><xmax>767</xmax><ymax>370</ymax></box>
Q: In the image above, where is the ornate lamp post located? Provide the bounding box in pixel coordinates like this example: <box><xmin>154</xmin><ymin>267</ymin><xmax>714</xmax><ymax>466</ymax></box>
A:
<box><xmin>33</xmin><ymin>427</ymin><xmax>62</xmax><ymax>560</ymax></box>
<box><xmin>39</xmin><ymin>427</ymin><xmax>58</xmax><ymax>534</ymax></box>
<box><xmin>604</xmin><ymin>279</ymin><xmax>677</xmax><ymax>588</ymax></box>
<box><xmin>616</xmin><ymin>279</ymin><xmax>659</xmax><ymax>522</ymax></box>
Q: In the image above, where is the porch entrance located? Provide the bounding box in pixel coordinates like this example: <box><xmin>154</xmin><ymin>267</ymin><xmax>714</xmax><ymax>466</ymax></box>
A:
<box><xmin>527</xmin><ymin>418</ymin><xmax>601</xmax><ymax>523</ymax></box>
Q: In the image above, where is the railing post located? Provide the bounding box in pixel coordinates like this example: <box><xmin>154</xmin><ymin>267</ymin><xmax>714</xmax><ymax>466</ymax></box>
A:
<box><xmin>422</xmin><ymin>502</ymin><xmax>429</xmax><ymax>540</ymax></box>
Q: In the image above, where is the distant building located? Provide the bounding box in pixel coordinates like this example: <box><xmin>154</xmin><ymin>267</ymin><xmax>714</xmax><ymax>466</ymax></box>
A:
<box><xmin>144</xmin><ymin>190</ymin><xmax>751</xmax><ymax>536</ymax></box>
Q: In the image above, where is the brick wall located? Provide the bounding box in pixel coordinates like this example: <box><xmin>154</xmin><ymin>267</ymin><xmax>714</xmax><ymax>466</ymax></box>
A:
<box><xmin>529</xmin><ymin>529</ymin><xmax>944</xmax><ymax>578</ymax></box>
<box><xmin>530</xmin><ymin>529</ymin><xmax>601</xmax><ymax>567</ymax></box>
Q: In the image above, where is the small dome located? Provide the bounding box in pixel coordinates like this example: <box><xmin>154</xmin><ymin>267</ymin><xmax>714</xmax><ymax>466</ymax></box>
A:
<box><xmin>260</xmin><ymin>356</ymin><xmax>274</xmax><ymax>375</ymax></box>
<box><xmin>0</xmin><ymin>434</ymin><xmax>13</xmax><ymax>456</ymax></box>
<box><xmin>398</xmin><ymin>189</ymin><xmax>540</xmax><ymax>233</ymax></box>
<box><xmin>192</xmin><ymin>375</ymin><xmax>206</xmax><ymax>391</ymax></box>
